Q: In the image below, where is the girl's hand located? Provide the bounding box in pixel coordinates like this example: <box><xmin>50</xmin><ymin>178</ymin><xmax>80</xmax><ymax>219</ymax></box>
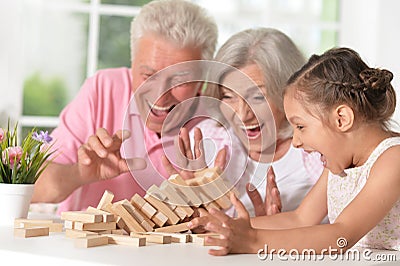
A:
<box><xmin>188</xmin><ymin>193</ymin><xmax>258</xmax><ymax>255</ymax></box>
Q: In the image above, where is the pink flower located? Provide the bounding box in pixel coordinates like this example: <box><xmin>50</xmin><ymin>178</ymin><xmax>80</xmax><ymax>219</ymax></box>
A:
<box><xmin>2</xmin><ymin>146</ymin><xmax>23</xmax><ymax>168</ymax></box>
<box><xmin>0</xmin><ymin>128</ymin><xmax>4</xmax><ymax>143</ymax></box>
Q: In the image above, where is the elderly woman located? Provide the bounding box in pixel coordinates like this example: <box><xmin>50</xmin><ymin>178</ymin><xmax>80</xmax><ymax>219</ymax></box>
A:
<box><xmin>164</xmin><ymin>28</ymin><xmax>323</xmax><ymax>219</ymax></box>
<box><xmin>203</xmin><ymin>28</ymin><xmax>323</xmax><ymax>218</ymax></box>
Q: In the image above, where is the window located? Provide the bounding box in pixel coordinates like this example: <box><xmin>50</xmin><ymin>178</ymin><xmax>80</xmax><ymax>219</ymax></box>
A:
<box><xmin>0</xmin><ymin>0</ymin><xmax>340</xmax><ymax>135</ymax></box>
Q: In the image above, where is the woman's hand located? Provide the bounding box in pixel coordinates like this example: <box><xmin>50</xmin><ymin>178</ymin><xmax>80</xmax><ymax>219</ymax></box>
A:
<box><xmin>162</xmin><ymin>127</ymin><xmax>226</xmax><ymax>180</ymax></box>
<box><xmin>246</xmin><ymin>166</ymin><xmax>282</xmax><ymax>216</ymax></box>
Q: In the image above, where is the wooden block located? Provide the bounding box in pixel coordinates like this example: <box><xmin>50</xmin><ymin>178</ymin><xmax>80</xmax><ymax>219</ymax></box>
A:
<box><xmin>194</xmin><ymin>167</ymin><xmax>221</xmax><ymax>180</ymax></box>
<box><xmin>86</xmin><ymin>206</ymin><xmax>115</xmax><ymax>222</ymax></box>
<box><xmin>121</xmin><ymin>200</ymin><xmax>155</xmax><ymax>228</ymax></box>
<box><xmin>165</xmin><ymin>202</ymin><xmax>177</xmax><ymax>211</ymax></box>
<box><xmin>16</xmin><ymin>221</ymin><xmax>63</xmax><ymax>232</ymax></box>
<box><xmin>140</xmin><ymin>220</ymin><xmax>154</xmax><ymax>232</ymax></box>
<box><xmin>14</xmin><ymin>227</ymin><xmax>49</xmax><ymax>238</ymax></box>
<box><xmin>102</xmin><ymin>202</ymin><xmax>114</xmax><ymax>213</ymax></box>
<box><xmin>191</xmin><ymin>233</ymin><xmax>222</xmax><ymax>237</ymax></box>
<box><xmin>111</xmin><ymin>203</ymin><xmax>145</xmax><ymax>233</ymax></box>
<box><xmin>159</xmin><ymin>181</ymin><xmax>190</xmax><ymax>206</ymax></box>
<box><xmin>191</xmin><ymin>236</ymin><xmax>220</xmax><ymax>246</ymax></box>
<box><xmin>131</xmin><ymin>194</ymin><xmax>157</xmax><ymax>219</ymax></box>
<box><xmin>173</xmin><ymin>206</ymin><xmax>188</xmax><ymax>220</ymax></box>
<box><xmin>151</xmin><ymin>211</ymin><xmax>168</xmax><ymax>227</ymax></box>
<box><xmin>111</xmin><ymin>229</ymin><xmax>125</xmax><ymax>235</ymax></box>
<box><xmin>168</xmin><ymin>174</ymin><xmax>202</xmax><ymax>207</ymax></box>
<box><xmin>74</xmin><ymin>221</ymin><xmax>116</xmax><ymax>231</ymax></box>
<box><xmin>190</xmin><ymin>233</ymin><xmax>222</xmax><ymax>246</ymax></box>
<box><xmin>131</xmin><ymin>232</ymin><xmax>171</xmax><ymax>244</ymax></box>
<box><xmin>105</xmin><ymin>234</ymin><xmax>146</xmax><ymax>247</ymax></box>
<box><xmin>130</xmin><ymin>194</ymin><xmax>147</xmax><ymax>208</ymax></box>
<box><xmin>190</xmin><ymin>233</ymin><xmax>221</xmax><ymax>238</ymax></box>
<box><xmin>144</xmin><ymin>195</ymin><xmax>180</xmax><ymax>225</ymax></box>
<box><xmin>167</xmin><ymin>174</ymin><xmax>182</xmax><ymax>184</ymax></box>
<box><xmin>61</xmin><ymin>211</ymin><xmax>103</xmax><ymax>223</ymax></box>
<box><xmin>65</xmin><ymin>229</ymin><xmax>98</xmax><ymax>239</ymax></box>
<box><xmin>146</xmin><ymin>232</ymin><xmax>191</xmax><ymax>243</ymax></box>
<box><xmin>119</xmin><ymin>200</ymin><xmax>144</xmax><ymax>223</ymax></box>
<box><xmin>159</xmin><ymin>181</ymin><xmax>194</xmax><ymax>217</ymax></box>
<box><xmin>184</xmin><ymin>177</ymin><xmax>200</xmax><ymax>186</ymax></box>
<box><xmin>141</xmin><ymin>202</ymin><xmax>157</xmax><ymax>219</ymax></box>
<box><xmin>97</xmin><ymin>190</ymin><xmax>114</xmax><ymax>211</ymax></box>
<box><xmin>203</xmin><ymin>201</ymin><xmax>221</xmax><ymax>212</ymax></box>
<box><xmin>197</xmin><ymin>177</ymin><xmax>232</xmax><ymax>210</ymax></box>
<box><xmin>64</xmin><ymin>220</ymin><xmax>75</xmax><ymax>229</ymax></box>
<box><xmin>186</xmin><ymin>167</ymin><xmax>221</xmax><ymax>186</ymax></box>
<box><xmin>96</xmin><ymin>230</ymin><xmax>112</xmax><ymax>234</ymax></box>
<box><xmin>154</xmin><ymin>222</ymin><xmax>190</xmax><ymax>233</ymax></box>
<box><xmin>212</xmin><ymin>176</ymin><xmax>240</xmax><ymax>197</ymax></box>
<box><xmin>14</xmin><ymin>218</ymin><xmax>53</xmax><ymax>227</ymax></box>
<box><xmin>146</xmin><ymin>185</ymin><xmax>167</xmax><ymax>201</ymax></box>
<box><xmin>116</xmin><ymin>217</ymin><xmax>127</xmax><ymax>230</ymax></box>
<box><xmin>197</xmin><ymin>189</ymin><xmax>222</xmax><ymax>210</ymax></box>
<box><xmin>74</xmin><ymin>235</ymin><xmax>109</xmax><ymax>248</ymax></box>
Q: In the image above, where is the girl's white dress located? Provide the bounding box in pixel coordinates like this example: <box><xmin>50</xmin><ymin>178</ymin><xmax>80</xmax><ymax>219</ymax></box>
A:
<box><xmin>327</xmin><ymin>137</ymin><xmax>400</xmax><ymax>250</ymax></box>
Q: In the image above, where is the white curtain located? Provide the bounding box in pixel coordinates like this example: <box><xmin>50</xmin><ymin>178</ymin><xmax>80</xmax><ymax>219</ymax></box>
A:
<box><xmin>340</xmin><ymin>0</ymin><xmax>400</xmax><ymax>130</ymax></box>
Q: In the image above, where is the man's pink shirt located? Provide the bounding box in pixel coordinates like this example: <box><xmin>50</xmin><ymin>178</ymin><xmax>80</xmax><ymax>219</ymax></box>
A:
<box><xmin>51</xmin><ymin>68</ymin><xmax>173</xmax><ymax>213</ymax></box>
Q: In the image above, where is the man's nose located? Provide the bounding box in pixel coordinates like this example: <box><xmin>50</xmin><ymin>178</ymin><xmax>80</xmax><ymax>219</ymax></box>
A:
<box><xmin>154</xmin><ymin>81</ymin><xmax>172</xmax><ymax>105</ymax></box>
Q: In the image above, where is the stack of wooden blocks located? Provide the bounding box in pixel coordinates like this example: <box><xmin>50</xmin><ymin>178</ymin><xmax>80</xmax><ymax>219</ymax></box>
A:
<box><xmin>58</xmin><ymin>167</ymin><xmax>237</xmax><ymax>248</ymax></box>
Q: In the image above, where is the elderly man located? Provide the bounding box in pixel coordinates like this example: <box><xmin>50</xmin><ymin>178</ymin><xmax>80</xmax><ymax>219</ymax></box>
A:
<box><xmin>32</xmin><ymin>0</ymin><xmax>218</xmax><ymax>213</ymax></box>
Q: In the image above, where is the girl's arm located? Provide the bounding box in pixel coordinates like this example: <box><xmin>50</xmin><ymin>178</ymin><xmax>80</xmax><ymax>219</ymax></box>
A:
<box><xmin>191</xmin><ymin>146</ymin><xmax>400</xmax><ymax>255</ymax></box>
<box><xmin>250</xmin><ymin>168</ymin><xmax>329</xmax><ymax>229</ymax></box>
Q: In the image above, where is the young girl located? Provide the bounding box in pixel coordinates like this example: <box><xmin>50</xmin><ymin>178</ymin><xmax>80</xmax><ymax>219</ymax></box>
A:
<box><xmin>188</xmin><ymin>47</ymin><xmax>400</xmax><ymax>255</ymax></box>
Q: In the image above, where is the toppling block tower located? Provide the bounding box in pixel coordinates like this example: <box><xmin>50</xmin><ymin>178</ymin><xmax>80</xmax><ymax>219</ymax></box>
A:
<box><xmin>60</xmin><ymin>166</ymin><xmax>237</xmax><ymax>247</ymax></box>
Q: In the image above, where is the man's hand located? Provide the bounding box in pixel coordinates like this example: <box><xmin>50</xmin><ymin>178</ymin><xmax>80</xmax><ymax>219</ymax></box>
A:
<box><xmin>246</xmin><ymin>166</ymin><xmax>282</xmax><ymax>216</ymax></box>
<box><xmin>162</xmin><ymin>127</ymin><xmax>226</xmax><ymax>180</ymax></box>
<box><xmin>77</xmin><ymin>128</ymin><xmax>146</xmax><ymax>184</ymax></box>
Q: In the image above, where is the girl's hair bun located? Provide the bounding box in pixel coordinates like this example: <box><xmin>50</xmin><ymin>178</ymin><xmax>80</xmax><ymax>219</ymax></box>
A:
<box><xmin>359</xmin><ymin>68</ymin><xmax>393</xmax><ymax>92</ymax></box>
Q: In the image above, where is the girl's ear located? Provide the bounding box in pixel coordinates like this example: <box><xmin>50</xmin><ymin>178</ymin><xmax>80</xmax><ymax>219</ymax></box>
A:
<box><xmin>334</xmin><ymin>105</ymin><xmax>354</xmax><ymax>131</ymax></box>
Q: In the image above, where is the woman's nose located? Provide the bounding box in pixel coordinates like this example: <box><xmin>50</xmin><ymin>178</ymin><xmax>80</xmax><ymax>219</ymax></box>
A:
<box><xmin>236</xmin><ymin>98</ymin><xmax>253</xmax><ymax>121</ymax></box>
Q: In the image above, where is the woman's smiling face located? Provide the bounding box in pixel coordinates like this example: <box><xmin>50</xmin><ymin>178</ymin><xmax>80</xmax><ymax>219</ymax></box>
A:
<box><xmin>219</xmin><ymin>64</ymin><xmax>285</xmax><ymax>161</ymax></box>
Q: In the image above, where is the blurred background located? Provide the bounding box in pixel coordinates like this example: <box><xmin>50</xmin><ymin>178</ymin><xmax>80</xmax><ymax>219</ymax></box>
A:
<box><xmin>1</xmin><ymin>0</ymin><xmax>399</xmax><ymax>136</ymax></box>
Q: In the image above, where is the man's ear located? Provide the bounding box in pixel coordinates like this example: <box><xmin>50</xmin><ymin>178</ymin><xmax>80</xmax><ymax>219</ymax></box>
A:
<box><xmin>333</xmin><ymin>105</ymin><xmax>354</xmax><ymax>132</ymax></box>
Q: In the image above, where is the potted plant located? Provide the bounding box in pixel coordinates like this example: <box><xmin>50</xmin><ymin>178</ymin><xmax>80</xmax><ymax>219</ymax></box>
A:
<box><xmin>0</xmin><ymin>121</ymin><xmax>55</xmax><ymax>225</ymax></box>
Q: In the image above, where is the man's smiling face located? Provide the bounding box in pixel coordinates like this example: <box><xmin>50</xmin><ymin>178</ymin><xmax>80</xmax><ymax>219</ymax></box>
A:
<box><xmin>131</xmin><ymin>33</ymin><xmax>202</xmax><ymax>134</ymax></box>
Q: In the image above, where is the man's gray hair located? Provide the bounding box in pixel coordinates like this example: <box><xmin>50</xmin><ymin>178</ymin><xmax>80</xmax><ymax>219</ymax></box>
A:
<box><xmin>130</xmin><ymin>0</ymin><xmax>218</xmax><ymax>61</ymax></box>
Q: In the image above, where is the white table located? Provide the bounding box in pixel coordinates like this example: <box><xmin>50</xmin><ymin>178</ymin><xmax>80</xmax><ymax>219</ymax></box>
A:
<box><xmin>0</xmin><ymin>215</ymin><xmax>399</xmax><ymax>266</ymax></box>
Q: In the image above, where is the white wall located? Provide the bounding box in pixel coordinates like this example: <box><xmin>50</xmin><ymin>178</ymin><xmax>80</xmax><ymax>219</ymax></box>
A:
<box><xmin>0</xmin><ymin>1</ymin><xmax>24</xmax><ymax>126</ymax></box>
<box><xmin>340</xmin><ymin>0</ymin><xmax>400</xmax><ymax>129</ymax></box>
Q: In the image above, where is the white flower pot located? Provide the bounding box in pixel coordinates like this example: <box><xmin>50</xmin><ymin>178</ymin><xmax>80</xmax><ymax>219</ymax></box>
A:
<box><xmin>0</xmin><ymin>183</ymin><xmax>35</xmax><ymax>226</ymax></box>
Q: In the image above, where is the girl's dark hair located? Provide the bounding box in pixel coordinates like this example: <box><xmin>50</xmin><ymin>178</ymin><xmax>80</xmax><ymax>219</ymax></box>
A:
<box><xmin>285</xmin><ymin>47</ymin><xmax>396</xmax><ymax>130</ymax></box>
